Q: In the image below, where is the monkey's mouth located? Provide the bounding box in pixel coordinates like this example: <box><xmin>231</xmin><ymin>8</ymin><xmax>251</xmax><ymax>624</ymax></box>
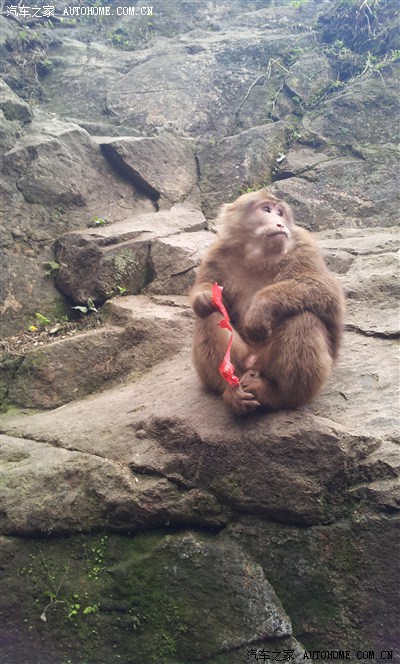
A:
<box><xmin>267</xmin><ymin>231</ymin><xmax>288</xmax><ymax>238</ymax></box>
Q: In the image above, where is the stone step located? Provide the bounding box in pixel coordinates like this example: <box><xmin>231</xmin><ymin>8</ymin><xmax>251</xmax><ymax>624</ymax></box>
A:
<box><xmin>3</xmin><ymin>295</ymin><xmax>193</xmax><ymax>410</ymax></box>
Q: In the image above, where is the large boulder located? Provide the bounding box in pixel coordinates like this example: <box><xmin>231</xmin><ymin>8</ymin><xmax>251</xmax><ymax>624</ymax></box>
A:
<box><xmin>197</xmin><ymin>123</ymin><xmax>288</xmax><ymax>217</ymax></box>
<box><xmin>2</xmin><ymin>217</ymin><xmax>398</xmax><ymax>658</ymax></box>
<box><xmin>0</xmin><ymin>78</ymin><xmax>32</xmax><ymax>124</ymax></box>
<box><xmin>0</xmin><ymin>111</ymin><xmax>153</xmax><ymax>336</ymax></box>
<box><xmin>98</xmin><ymin>133</ymin><xmax>198</xmax><ymax>205</ymax></box>
<box><xmin>0</xmin><ymin>530</ymin><xmax>304</xmax><ymax>664</ymax></box>
<box><xmin>53</xmin><ymin>204</ymin><xmax>209</xmax><ymax>304</ymax></box>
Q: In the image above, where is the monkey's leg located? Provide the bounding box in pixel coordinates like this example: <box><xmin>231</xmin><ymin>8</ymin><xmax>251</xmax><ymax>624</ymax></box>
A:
<box><xmin>240</xmin><ymin>312</ymin><xmax>333</xmax><ymax>410</ymax></box>
<box><xmin>192</xmin><ymin>313</ymin><xmax>260</xmax><ymax>412</ymax></box>
<box><xmin>193</xmin><ymin>312</ymin><xmax>249</xmax><ymax>391</ymax></box>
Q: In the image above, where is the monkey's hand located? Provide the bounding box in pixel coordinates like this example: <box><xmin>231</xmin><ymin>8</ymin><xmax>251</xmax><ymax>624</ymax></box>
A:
<box><xmin>192</xmin><ymin>291</ymin><xmax>218</xmax><ymax>317</ymax></box>
<box><xmin>223</xmin><ymin>383</ymin><xmax>260</xmax><ymax>415</ymax></box>
<box><xmin>243</xmin><ymin>304</ymin><xmax>273</xmax><ymax>343</ymax></box>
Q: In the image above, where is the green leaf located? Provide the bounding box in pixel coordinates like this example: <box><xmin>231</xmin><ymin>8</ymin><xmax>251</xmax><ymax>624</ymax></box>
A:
<box><xmin>35</xmin><ymin>312</ymin><xmax>52</xmax><ymax>326</ymax></box>
<box><xmin>71</xmin><ymin>306</ymin><xmax>89</xmax><ymax>314</ymax></box>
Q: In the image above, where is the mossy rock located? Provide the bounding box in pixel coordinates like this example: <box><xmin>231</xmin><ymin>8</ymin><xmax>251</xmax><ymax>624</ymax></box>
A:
<box><xmin>1</xmin><ymin>530</ymin><xmax>295</xmax><ymax>664</ymax></box>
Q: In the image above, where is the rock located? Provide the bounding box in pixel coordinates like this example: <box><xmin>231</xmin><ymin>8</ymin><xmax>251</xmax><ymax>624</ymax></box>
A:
<box><xmin>98</xmin><ymin>133</ymin><xmax>197</xmax><ymax>204</ymax></box>
<box><xmin>53</xmin><ymin>204</ymin><xmax>208</xmax><ymax>304</ymax></box>
<box><xmin>271</xmin><ymin>149</ymin><xmax>400</xmax><ymax>229</ymax></box>
<box><xmin>147</xmin><ymin>230</ymin><xmax>214</xmax><ymax>294</ymax></box>
<box><xmin>322</xmin><ymin>333</ymin><xmax>399</xmax><ymax>436</ymax></box>
<box><xmin>271</xmin><ymin>68</ymin><xmax>400</xmax><ymax>230</ymax></box>
<box><xmin>2</xmin><ymin>305</ymin><xmax>398</xmax><ymax>653</ymax></box>
<box><xmin>344</xmin><ymin>302</ymin><xmax>399</xmax><ymax>338</ymax></box>
<box><xmin>0</xmin><ymin>79</ymin><xmax>32</xmax><ymax>124</ymax></box>
<box><xmin>350</xmin><ymin>440</ymin><xmax>400</xmax><ymax>513</ymax></box>
<box><xmin>0</xmin><ymin>352</ymin><xmax>387</xmax><ymax>526</ymax></box>
<box><xmin>0</xmin><ymin>114</ymin><xmax>155</xmax><ymax>336</ymax></box>
<box><xmin>0</xmin><ymin>109</ymin><xmax>21</xmax><ymax>152</ymax></box>
<box><xmin>302</xmin><ymin>66</ymin><xmax>400</xmax><ymax>146</ymax></box>
<box><xmin>3</xmin><ymin>118</ymin><xmax>112</xmax><ymax>207</ymax></box>
<box><xmin>1</xmin><ymin>1</ymin><xmax>400</xmax><ymax>660</ymax></box>
<box><xmin>285</xmin><ymin>52</ymin><xmax>334</xmax><ymax>103</ymax></box>
<box><xmin>105</xmin><ymin>32</ymin><xmax>311</xmax><ymax>137</ymax></box>
<box><xmin>68</xmin><ymin>118</ymin><xmax>143</xmax><ymax>137</ymax></box>
<box><xmin>319</xmin><ymin>226</ymin><xmax>399</xmax><ymax>338</ymax></box>
<box><xmin>197</xmin><ymin>123</ymin><xmax>288</xmax><ymax>216</ymax></box>
<box><xmin>341</xmin><ymin>251</ymin><xmax>399</xmax><ymax>304</ymax></box>
<box><xmin>275</xmin><ymin>147</ymin><xmax>333</xmax><ymax>177</ymax></box>
<box><xmin>4</xmin><ymin>295</ymin><xmax>193</xmax><ymax>409</ymax></box>
<box><xmin>0</xmin><ymin>531</ymin><xmax>304</xmax><ymax>663</ymax></box>
<box><xmin>55</xmin><ymin>234</ymin><xmax>151</xmax><ymax>304</ymax></box>
<box><xmin>31</xmin><ymin>36</ymin><xmax>135</xmax><ymax>121</ymax></box>
<box><xmin>227</xmin><ymin>514</ymin><xmax>400</xmax><ymax>653</ymax></box>
<box><xmin>0</xmin><ymin>436</ymin><xmax>230</xmax><ymax>535</ymax></box>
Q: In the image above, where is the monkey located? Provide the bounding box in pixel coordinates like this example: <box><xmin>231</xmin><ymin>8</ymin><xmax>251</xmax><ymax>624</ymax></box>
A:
<box><xmin>190</xmin><ymin>189</ymin><xmax>345</xmax><ymax>415</ymax></box>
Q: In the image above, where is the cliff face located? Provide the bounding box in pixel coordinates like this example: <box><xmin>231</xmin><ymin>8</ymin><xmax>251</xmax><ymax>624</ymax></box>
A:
<box><xmin>1</xmin><ymin>0</ymin><xmax>399</xmax><ymax>333</ymax></box>
<box><xmin>0</xmin><ymin>1</ymin><xmax>399</xmax><ymax>662</ymax></box>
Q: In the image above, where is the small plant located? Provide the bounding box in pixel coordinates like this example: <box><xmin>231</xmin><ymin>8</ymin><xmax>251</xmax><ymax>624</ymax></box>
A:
<box><xmin>88</xmin><ymin>215</ymin><xmax>110</xmax><ymax>228</ymax></box>
<box><xmin>36</xmin><ymin>58</ymin><xmax>54</xmax><ymax>77</ymax></box>
<box><xmin>43</xmin><ymin>261</ymin><xmax>60</xmax><ymax>277</ymax></box>
<box><xmin>35</xmin><ymin>312</ymin><xmax>52</xmax><ymax>326</ymax></box>
<box><xmin>83</xmin><ymin>604</ymin><xmax>99</xmax><ymax>615</ymax></box>
<box><xmin>39</xmin><ymin>553</ymin><xmax>71</xmax><ymax>622</ymax></box>
<box><xmin>87</xmin><ymin>535</ymin><xmax>108</xmax><ymax>580</ymax></box>
<box><xmin>108</xmin><ymin>29</ymin><xmax>131</xmax><ymax>49</ymax></box>
<box><xmin>67</xmin><ymin>596</ymin><xmax>81</xmax><ymax>620</ymax></box>
<box><xmin>71</xmin><ymin>298</ymin><xmax>98</xmax><ymax>315</ymax></box>
<box><xmin>116</xmin><ymin>286</ymin><xmax>128</xmax><ymax>296</ymax></box>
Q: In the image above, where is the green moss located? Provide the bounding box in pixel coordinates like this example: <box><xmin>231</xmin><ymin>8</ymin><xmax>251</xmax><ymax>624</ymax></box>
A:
<box><xmin>214</xmin><ymin>471</ymin><xmax>242</xmax><ymax>499</ymax></box>
<box><xmin>49</xmin><ymin>299</ymin><xmax>70</xmax><ymax>321</ymax></box>
<box><xmin>102</xmin><ymin>248</ymin><xmax>152</xmax><ymax>296</ymax></box>
<box><xmin>104</xmin><ymin>534</ymin><xmax>192</xmax><ymax>661</ymax></box>
<box><xmin>110</xmin><ymin>250</ymin><xmax>140</xmax><ymax>281</ymax></box>
<box><xmin>5</xmin><ymin>530</ymin><xmax>271</xmax><ymax>663</ymax></box>
<box><xmin>2</xmin><ymin>533</ymin><xmax>202</xmax><ymax>663</ymax></box>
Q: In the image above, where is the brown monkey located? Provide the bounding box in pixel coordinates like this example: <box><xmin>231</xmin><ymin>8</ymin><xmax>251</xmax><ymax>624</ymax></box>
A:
<box><xmin>190</xmin><ymin>189</ymin><xmax>345</xmax><ymax>415</ymax></box>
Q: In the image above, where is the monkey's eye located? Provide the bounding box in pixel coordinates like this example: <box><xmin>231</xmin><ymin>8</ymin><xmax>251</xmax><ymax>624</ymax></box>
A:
<box><xmin>262</xmin><ymin>205</ymin><xmax>271</xmax><ymax>213</ymax></box>
<box><xmin>276</xmin><ymin>208</ymin><xmax>284</xmax><ymax>217</ymax></box>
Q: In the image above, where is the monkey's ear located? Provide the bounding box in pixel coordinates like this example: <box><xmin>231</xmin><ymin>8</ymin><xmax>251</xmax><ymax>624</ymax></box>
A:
<box><xmin>216</xmin><ymin>202</ymin><xmax>231</xmax><ymax>222</ymax></box>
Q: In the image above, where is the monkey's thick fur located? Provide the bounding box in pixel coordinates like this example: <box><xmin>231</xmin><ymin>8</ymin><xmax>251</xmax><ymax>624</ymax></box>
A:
<box><xmin>190</xmin><ymin>190</ymin><xmax>345</xmax><ymax>415</ymax></box>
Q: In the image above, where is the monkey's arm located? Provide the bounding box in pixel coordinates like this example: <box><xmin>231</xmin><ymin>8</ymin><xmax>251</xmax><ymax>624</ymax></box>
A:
<box><xmin>244</xmin><ymin>276</ymin><xmax>344</xmax><ymax>341</ymax></box>
<box><xmin>190</xmin><ymin>280</ymin><xmax>219</xmax><ymax>317</ymax></box>
<box><xmin>190</xmin><ymin>250</ymin><xmax>227</xmax><ymax>318</ymax></box>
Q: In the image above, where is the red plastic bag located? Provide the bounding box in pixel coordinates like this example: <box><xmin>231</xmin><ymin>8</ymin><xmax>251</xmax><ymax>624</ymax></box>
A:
<box><xmin>211</xmin><ymin>282</ymin><xmax>240</xmax><ymax>386</ymax></box>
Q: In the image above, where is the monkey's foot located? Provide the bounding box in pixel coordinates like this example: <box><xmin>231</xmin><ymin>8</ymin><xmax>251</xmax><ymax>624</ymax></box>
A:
<box><xmin>223</xmin><ymin>382</ymin><xmax>260</xmax><ymax>415</ymax></box>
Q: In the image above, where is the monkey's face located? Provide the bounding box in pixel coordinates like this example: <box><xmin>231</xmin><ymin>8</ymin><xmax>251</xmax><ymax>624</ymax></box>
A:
<box><xmin>247</xmin><ymin>198</ymin><xmax>294</xmax><ymax>257</ymax></box>
<box><xmin>220</xmin><ymin>191</ymin><xmax>295</xmax><ymax>264</ymax></box>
